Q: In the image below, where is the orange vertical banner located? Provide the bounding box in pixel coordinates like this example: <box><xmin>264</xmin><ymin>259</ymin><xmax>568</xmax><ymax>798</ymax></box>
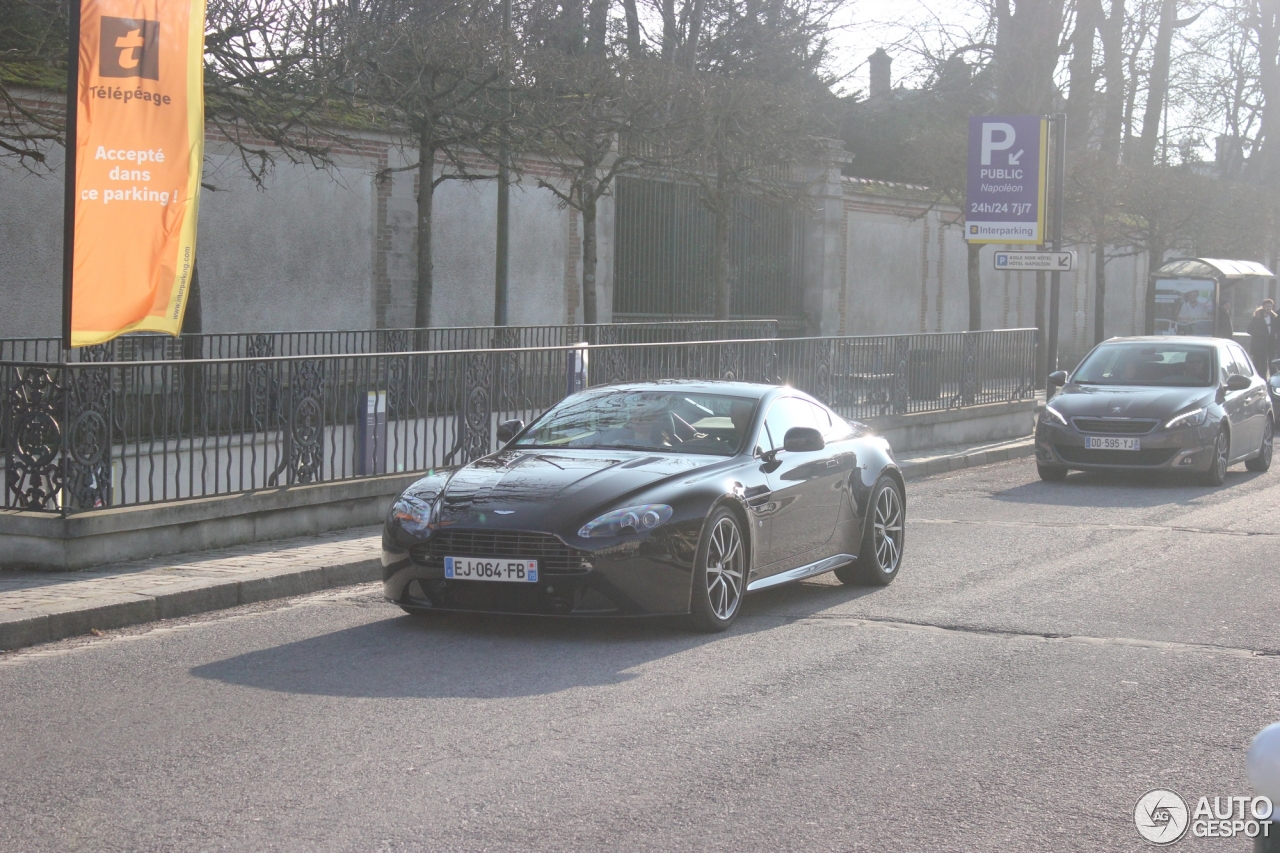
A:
<box><xmin>67</xmin><ymin>0</ymin><xmax>205</xmax><ymax>347</ymax></box>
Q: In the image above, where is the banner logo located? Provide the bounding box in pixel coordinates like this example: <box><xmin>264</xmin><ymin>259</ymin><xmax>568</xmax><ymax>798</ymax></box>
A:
<box><xmin>99</xmin><ymin>17</ymin><xmax>160</xmax><ymax>80</ymax></box>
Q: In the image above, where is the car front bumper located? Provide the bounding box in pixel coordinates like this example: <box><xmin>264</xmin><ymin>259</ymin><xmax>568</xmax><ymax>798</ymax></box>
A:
<box><xmin>381</xmin><ymin>521</ymin><xmax>703</xmax><ymax>617</ymax></box>
<box><xmin>1035</xmin><ymin>421</ymin><xmax>1218</xmax><ymax>472</ymax></box>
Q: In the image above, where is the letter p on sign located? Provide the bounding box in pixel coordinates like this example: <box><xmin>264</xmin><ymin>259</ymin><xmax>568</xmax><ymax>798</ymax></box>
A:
<box><xmin>981</xmin><ymin>122</ymin><xmax>1016</xmax><ymax>165</ymax></box>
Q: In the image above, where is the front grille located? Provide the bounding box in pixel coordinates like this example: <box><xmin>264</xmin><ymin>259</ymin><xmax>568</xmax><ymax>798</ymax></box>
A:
<box><xmin>1056</xmin><ymin>446</ymin><xmax>1177</xmax><ymax>466</ymax></box>
<box><xmin>411</xmin><ymin>529</ymin><xmax>591</xmax><ymax>575</ymax></box>
<box><xmin>1071</xmin><ymin>417</ymin><xmax>1159</xmax><ymax>435</ymax></box>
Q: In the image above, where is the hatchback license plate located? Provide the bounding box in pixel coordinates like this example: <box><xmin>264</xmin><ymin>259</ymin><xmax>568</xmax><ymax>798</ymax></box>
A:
<box><xmin>1085</xmin><ymin>436</ymin><xmax>1140</xmax><ymax>451</ymax></box>
<box><xmin>444</xmin><ymin>556</ymin><xmax>538</xmax><ymax>583</ymax></box>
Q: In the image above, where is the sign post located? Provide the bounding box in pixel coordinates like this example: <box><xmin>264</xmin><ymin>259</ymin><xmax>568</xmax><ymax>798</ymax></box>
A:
<box><xmin>62</xmin><ymin>0</ymin><xmax>207</xmax><ymax>348</ymax></box>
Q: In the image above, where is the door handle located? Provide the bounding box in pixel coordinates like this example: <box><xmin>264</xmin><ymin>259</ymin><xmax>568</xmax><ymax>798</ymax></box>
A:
<box><xmin>824</xmin><ymin>458</ymin><xmax>838</xmax><ymax>467</ymax></box>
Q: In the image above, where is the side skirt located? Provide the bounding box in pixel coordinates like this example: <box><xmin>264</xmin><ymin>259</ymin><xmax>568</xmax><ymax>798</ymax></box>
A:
<box><xmin>746</xmin><ymin>554</ymin><xmax>856</xmax><ymax>592</ymax></box>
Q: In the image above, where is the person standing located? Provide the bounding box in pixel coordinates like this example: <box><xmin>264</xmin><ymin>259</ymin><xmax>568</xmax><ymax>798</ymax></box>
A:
<box><xmin>1248</xmin><ymin>298</ymin><xmax>1277</xmax><ymax>376</ymax></box>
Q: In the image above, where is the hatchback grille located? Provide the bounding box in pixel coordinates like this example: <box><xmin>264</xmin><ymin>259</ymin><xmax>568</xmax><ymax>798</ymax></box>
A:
<box><xmin>411</xmin><ymin>529</ymin><xmax>591</xmax><ymax>575</ymax></box>
<box><xmin>1071</xmin><ymin>417</ymin><xmax>1159</xmax><ymax>435</ymax></box>
<box><xmin>1056</xmin><ymin>446</ymin><xmax>1177</xmax><ymax>466</ymax></box>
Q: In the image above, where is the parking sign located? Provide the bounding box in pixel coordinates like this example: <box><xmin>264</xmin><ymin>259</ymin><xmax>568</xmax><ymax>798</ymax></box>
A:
<box><xmin>965</xmin><ymin>116</ymin><xmax>1048</xmax><ymax>244</ymax></box>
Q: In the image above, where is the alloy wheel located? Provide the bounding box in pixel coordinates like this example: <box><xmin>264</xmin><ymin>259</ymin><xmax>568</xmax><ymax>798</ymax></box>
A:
<box><xmin>873</xmin><ymin>484</ymin><xmax>904</xmax><ymax>573</ymax></box>
<box><xmin>705</xmin><ymin>516</ymin><xmax>744</xmax><ymax>620</ymax></box>
<box><xmin>1215</xmin><ymin>431</ymin><xmax>1229</xmax><ymax>481</ymax></box>
<box><xmin>1263</xmin><ymin>421</ymin><xmax>1273</xmax><ymax>466</ymax></box>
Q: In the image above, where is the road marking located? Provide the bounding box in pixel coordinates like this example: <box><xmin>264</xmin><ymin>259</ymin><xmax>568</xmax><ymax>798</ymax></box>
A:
<box><xmin>771</xmin><ymin>612</ymin><xmax>1280</xmax><ymax>661</ymax></box>
<box><xmin>912</xmin><ymin>517</ymin><xmax>1275</xmax><ymax>537</ymax></box>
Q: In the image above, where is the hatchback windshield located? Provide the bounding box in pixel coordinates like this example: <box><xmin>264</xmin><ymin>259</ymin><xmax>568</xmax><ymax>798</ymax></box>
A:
<box><xmin>1072</xmin><ymin>342</ymin><xmax>1216</xmax><ymax>387</ymax></box>
<box><xmin>514</xmin><ymin>390</ymin><xmax>758</xmax><ymax>456</ymax></box>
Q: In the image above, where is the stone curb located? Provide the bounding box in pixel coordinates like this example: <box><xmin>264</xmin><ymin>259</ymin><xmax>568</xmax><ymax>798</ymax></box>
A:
<box><xmin>899</xmin><ymin>438</ymin><xmax>1035</xmax><ymax>480</ymax></box>
<box><xmin>0</xmin><ymin>558</ymin><xmax>381</xmax><ymax>652</ymax></box>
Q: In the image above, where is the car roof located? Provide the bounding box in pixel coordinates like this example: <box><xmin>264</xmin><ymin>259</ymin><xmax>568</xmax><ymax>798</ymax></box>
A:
<box><xmin>583</xmin><ymin>379</ymin><xmax>786</xmax><ymax>401</ymax></box>
<box><xmin>1099</xmin><ymin>336</ymin><xmax>1227</xmax><ymax>347</ymax></box>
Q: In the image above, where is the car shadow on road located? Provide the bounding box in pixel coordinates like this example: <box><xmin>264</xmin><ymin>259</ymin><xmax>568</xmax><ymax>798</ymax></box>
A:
<box><xmin>188</xmin><ymin>578</ymin><xmax>884</xmax><ymax>700</ymax></box>
<box><xmin>990</xmin><ymin>468</ymin><xmax>1270</xmax><ymax>508</ymax></box>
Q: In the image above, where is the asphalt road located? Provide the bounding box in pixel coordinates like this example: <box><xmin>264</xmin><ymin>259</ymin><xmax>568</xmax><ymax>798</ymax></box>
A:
<box><xmin>2</xmin><ymin>458</ymin><xmax>1278</xmax><ymax>852</ymax></box>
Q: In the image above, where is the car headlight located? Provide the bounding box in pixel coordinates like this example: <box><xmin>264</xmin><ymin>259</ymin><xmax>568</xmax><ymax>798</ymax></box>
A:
<box><xmin>1164</xmin><ymin>407</ymin><xmax>1207</xmax><ymax>429</ymax></box>
<box><xmin>390</xmin><ymin>494</ymin><xmax>434</xmax><ymax>536</ymax></box>
<box><xmin>1041</xmin><ymin>404</ymin><xmax>1068</xmax><ymax>426</ymax></box>
<box><xmin>578</xmin><ymin>504</ymin><xmax>673</xmax><ymax>538</ymax></box>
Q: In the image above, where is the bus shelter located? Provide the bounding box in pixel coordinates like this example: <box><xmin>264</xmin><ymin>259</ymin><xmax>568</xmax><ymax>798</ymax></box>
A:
<box><xmin>1151</xmin><ymin>258</ymin><xmax>1275</xmax><ymax>338</ymax></box>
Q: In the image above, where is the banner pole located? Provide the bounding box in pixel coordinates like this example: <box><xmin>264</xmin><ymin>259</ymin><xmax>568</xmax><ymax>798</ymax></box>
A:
<box><xmin>1046</xmin><ymin>112</ymin><xmax>1067</xmax><ymax>378</ymax></box>
<box><xmin>60</xmin><ymin>0</ymin><xmax>81</xmax><ymax>352</ymax></box>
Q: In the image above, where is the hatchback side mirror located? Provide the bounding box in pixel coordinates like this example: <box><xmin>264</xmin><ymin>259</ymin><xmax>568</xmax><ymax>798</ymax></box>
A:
<box><xmin>497</xmin><ymin>418</ymin><xmax>525</xmax><ymax>444</ymax></box>
<box><xmin>1047</xmin><ymin>370</ymin><xmax>1068</xmax><ymax>388</ymax></box>
<box><xmin>1226</xmin><ymin>374</ymin><xmax>1251</xmax><ymax>392</ymax></box>
<box><xmin>783</xmin><ymin>426</ymin><xmax>825</xmax><ymax>453</ymax></box>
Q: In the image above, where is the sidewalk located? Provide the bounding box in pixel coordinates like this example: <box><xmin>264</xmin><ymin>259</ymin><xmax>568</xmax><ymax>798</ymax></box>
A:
<box><xmin>0</xmin><ymin>436</ymin><xmax>1034</xmax><ymax>651</ymax></box>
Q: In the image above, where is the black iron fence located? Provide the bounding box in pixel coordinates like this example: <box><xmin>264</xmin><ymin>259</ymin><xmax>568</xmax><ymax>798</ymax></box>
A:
<box><xmin>1</xmin><ymin>329</ymin><xmax>1037</xmax><ymax>513</ymax></box>
<box><xmin>0</xmin><ymin>319</ymin><xmax>780</xmax><ymax>363</ymax></box>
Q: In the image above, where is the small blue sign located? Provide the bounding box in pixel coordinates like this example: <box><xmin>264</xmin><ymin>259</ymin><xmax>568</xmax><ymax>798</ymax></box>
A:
<box><xmin>966</xmin><ymin>116</ymin><xmax>1047</xmax><ymax>244</ymax></box>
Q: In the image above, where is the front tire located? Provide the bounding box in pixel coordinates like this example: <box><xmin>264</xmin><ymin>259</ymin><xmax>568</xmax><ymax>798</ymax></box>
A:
<box><xmin>835</xmin><ymin>476</ymin><xmax>905</xmax><ymax>587</ymax></box>
<box><xmin>1037</xmin><ymin>463</ymin><xmax>1068</xmax><ymax>481</ymax></box>
<box><xmin>687</xmin><ymin>508</ymin><xmax>746</xmax><ymax>633</ymax></box>
<box><xmin>1200</xmin><ymin>427</ymin><xmax>1230</xmax><ymax>486</ymax></box>
<box><xmin>1246</xmin><ymin>417</ymin><xmax>1273</xmax><ymax>472</ymax></box>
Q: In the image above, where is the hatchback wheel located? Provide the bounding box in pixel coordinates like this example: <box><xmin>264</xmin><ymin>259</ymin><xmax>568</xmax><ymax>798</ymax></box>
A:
<box><xmin>1200</xmin><ymin>427</ymin><xmax>1229</xmax><ymax>486</ymax></box>
<box><xmin>1246</xmin><ymin>417</ymin><xmax>1273</xmax><ymax>473</ymax></box>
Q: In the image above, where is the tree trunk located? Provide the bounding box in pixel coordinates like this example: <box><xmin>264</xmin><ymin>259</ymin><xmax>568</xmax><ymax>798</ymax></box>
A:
<box><xmin>623</xmin><ymin>0</ymin><xmax>642</xmax><ymax>58</ymax></box>
<box><xmin>682</xmin><ymin>0</ymin><xmax>705</xmax><ymax>70</ymax></box>
<box><xmin>967</xmin><ymin>241</ymin><xmax>982</xmax><ymax>331</ymax></box>
<box><xmin>1093</xmin><ymin>238</ymin><xmax>1107</xmax><ymax>344</ymax></box>
<box><xmin>712</xmin><ymin>206</ymin><xmax>731</xmax><ymax>320</ymax></box>
<box><xmin>1066</xmin><ymin>0</ymin><xmax>1099</xmax><ymax>153</ymax></box>
<box><xmin>581</xmin><ymin>194</ymin><xmax>599</xmax><ymax>324</ymax></box>
<box><xmin>1097</xmin><ymin>0</ymin><xmax>1126</xmax><ymax>164</ymax></box>
<box><xmin>1134</xmin><ymin>0</ymin><xmax>1178</xmax><ymax>166</ymax></box>
<box><xmin>415</xmin><ymin>128</ymin><xmax>434</xmax><ymax>328</ymax></box>
<box><xmin>1035</xmin><ymin>269</ymin><xmax>1047</xmax><ymax>381</ymax></box>
<box><xmin>587</xmin><ymin>0</ymin><xmax>609</xmax><ymax>54</ymax></box>
<box><xmin>660</xmin><ymin>0</ymin><xmax>677</xmax><ymax>62</ymax></box>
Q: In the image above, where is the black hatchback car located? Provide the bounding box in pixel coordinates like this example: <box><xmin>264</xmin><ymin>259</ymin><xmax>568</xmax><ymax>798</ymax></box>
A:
<box><xmin>1035</xmin><ymin>336</ymin><xmax>1273</xmax><ymax>485</ymax></box>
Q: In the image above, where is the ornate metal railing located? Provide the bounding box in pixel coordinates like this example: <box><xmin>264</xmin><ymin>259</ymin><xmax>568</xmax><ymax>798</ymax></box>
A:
<box><xmin>0</xmin><ymin>319</ymin><xmax>780</xmax><ymax>363</ymax></box>
<box><xmin>1</xmin><ymin>329</ymin><xmax>1037</xmax><ymax>513</ymax></box>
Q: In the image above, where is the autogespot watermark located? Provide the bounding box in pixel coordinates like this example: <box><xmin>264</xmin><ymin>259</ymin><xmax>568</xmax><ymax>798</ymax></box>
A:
<box><xmin>1134</xmin><ymin>788</ymin><xmax>1274</xmax><ymax>845</ymax></box>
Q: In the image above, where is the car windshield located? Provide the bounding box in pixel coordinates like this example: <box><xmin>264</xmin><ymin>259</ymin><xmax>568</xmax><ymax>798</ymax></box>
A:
<box><xmin>513</xmin><ymin>390</ymin><xmax>758</xmax><ymax>456</ymax></box>
<box><xmin>1072</xmin><ymin>342</ymin><xmax>1216</xmax><ymax>387</ymax></box>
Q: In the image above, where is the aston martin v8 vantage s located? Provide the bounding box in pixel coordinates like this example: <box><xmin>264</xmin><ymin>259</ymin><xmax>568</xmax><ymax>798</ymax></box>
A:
<box><xmin>1036</xmin><ymin>336</ymin><xmax>1274</xmax><ymax>485</ymax></box>
<box><xmin>382</xmin><ymin>381</ymin><xmax>906</xmax><ymax>632</ymax></box>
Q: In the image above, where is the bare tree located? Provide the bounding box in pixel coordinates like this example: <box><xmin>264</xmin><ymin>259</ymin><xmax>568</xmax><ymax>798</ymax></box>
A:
<box><xmin>0</xmin><ymin>0</ymin><xmax>65</xmax><ymax>170</ymax></box>
<box><xmin>338</xmin><ymin>0</ymin><xmax>511</xmax><ymax>328</ymax></box>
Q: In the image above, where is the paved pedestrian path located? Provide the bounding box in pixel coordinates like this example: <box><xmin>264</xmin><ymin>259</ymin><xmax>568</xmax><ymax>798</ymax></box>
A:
<box><xmin>0</xmin><ymin>437</ymin><xmax>1034</xmax><ymax>651</ymax></box>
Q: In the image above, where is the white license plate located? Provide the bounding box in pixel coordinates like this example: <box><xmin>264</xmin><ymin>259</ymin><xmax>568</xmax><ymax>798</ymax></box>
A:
<box><xmin>1085</xmin><ymin>436</ymin><xmax>1141</xmax><ymax>451</ymax></box>
<box><xmin>444</xmin><ymin>556</ymin><xmax>538</xmax><ymax>583</ymax></box>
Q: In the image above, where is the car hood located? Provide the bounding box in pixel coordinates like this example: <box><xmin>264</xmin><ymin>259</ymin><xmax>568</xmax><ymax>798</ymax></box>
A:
<box><xmin>1049</xmin><ymin>383</ymin><xmax>1214</xmax><ymax>419</ymax></box>
<box><xmin>428</xmin><ymin>449</ymin><xmax>725</xmax><ymax>531</ymax></box>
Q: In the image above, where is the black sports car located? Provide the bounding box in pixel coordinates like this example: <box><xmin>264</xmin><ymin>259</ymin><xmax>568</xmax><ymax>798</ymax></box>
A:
<box><xmin>1036</xmin><ymin>336</ymin><xmax>1273</xmax><ymax>485</ymax></box>
<box><xmin>381</xmin><ymin>381</ymin><xmax>906</xmax><ymax>631</ymax></box>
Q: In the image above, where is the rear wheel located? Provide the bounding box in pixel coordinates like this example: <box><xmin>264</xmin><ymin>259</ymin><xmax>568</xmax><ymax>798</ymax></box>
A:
<box><xmin>687</xmin><ymin>509</ymin><xmax>746</xmax><ymax>633</ymax></box>
<box><xmin>1246</xmin><ymin>417</ymin><xmax>1273</xmax><ymax>472</ymax></box>
<box><xmin>835</xmin><ymin>476</ymin><xmax>904</xmax><ymax>587</ymax></box>
<box><xmin>1200</xmin><ymin>427</ymin><xmax>1230</xmax><ymax>486</ymax></box>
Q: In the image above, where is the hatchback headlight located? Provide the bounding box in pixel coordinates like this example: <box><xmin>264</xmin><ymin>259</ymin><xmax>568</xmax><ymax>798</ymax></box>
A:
<box><xmin>578</xmin><ymin>504</ymin><xmax>673</xmax><ymax>538</ymax></box>
<box><xmin>1041</xmin><ymin>404</ymin><xmax>1068</xmax><ymax>426</ymax></box>
<box><xmin>1164</xmin><ymin>407</ymin><xmax>1207</xmax><ymax>429</ymax></box>
<box><xmin>390</xmin><ymin>494</ymin><xmax>434</xmax><ymax>536</ymax></box>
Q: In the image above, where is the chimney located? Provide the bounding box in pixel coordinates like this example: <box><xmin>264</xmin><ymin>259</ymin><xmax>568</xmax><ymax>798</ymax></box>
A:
<box><xmin>868</xmin><ymin>48</ymin><xmax>891</xmax><ymax>100</ymax></box>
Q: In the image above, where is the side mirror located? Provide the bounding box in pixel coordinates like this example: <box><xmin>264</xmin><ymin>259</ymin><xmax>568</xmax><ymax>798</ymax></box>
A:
<box><xmin>497</xmin><ymin>418</ymin><xmax>525</xmax><ymax>444</ymax></box>
<box><xmin>783</xmin><ymin>426</ymin><xmax>825</xmax><ymax>453</ymax></box>
<box><xmin>1226</xmin><ymin>374</ymin><xmax>1252</xmax><ymax>392</ymax></box>
<box><xmin>1047</xmin><ymin>370</ymin><xmax>1068</xmax><ymax>388</ymax></box>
